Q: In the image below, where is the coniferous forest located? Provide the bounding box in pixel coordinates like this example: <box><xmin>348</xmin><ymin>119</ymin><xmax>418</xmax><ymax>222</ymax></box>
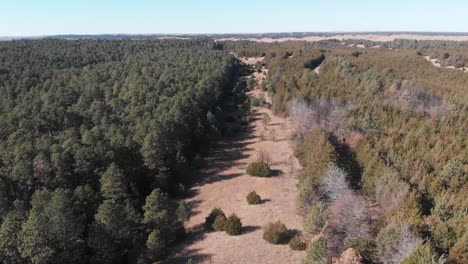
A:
<box><xmin>0</xmin><ymin>39</ymin><xmax>247</xmax><ymax>264</ymax></box>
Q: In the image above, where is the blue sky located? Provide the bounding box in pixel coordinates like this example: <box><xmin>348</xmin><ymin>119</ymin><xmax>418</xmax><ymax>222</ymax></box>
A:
<box><xmin>1</xmin><ymin>0</ymin><xmax>467</xmax><ymax>36</ymax></box>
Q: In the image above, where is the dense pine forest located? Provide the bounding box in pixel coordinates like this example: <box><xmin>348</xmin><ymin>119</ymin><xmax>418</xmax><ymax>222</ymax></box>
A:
<box><xmin>0</xmin><ymin>39</ymin><xmax>248</xmax><ymax>264</ymax></box>
<box><xmin>224</xmin><ymin>40</ymin><xmax>467</xmax><ymax>263</ymax></box>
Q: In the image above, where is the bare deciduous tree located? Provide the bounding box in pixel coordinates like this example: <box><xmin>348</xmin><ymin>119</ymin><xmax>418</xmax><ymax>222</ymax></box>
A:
<box><xmin>269</xmin><ymin>128</ymin><xmax>277</xmax><ymax>141</ymax></box>
<box><xmin>330</xmin><ymin>193</ymin><xmax>370</xmax><ymax>243</ymax></box>
<box><xmin>320</xmin><ymin>164</ymin><xmax>353</xmax><ymax>203</ymax></box>
<box><xmin>256</xmin><ymin>149</ymin><xmax>271</xmax><ymax>165</ymax></box>
<box><xmin>377</xmin><ymin>223</ymin><xmax>422</xmax><ymax>264</ymax></box>
<box><xmin>289</xmin><ymin>97</ymin><xmax>315</xmax><ymax>137</ymax></box>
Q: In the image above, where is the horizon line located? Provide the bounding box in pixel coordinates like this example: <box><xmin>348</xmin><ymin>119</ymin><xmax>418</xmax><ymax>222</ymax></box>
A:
<box><xmin>3</xmin><ymin>31</ymin><xmax>468</xmax><ymax>38</ymax></box>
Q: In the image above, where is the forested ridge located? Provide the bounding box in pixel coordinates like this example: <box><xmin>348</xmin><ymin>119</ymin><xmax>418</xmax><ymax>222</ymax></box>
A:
<box><xmin>225</xmin><ymin>40</ymin><xmax>467</xmax><ymax>263</ymax></box>
<box><xmin>0</xmin><ymin>39</ymin><xmax>247</xmax><ymax>264</ymax></box>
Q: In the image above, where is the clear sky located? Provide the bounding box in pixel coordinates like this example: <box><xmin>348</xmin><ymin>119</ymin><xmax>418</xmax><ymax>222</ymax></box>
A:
<box><xmin>1</xmin><ymin>0</ymin><xmax>467</xmax><ymax>36</ymax></box>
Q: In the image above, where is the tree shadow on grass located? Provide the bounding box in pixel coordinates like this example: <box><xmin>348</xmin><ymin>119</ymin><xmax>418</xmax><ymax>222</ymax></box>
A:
<box><xmin>270</xmin><ymin>169</ymin><xmax>283</xmax><ymax>177</ymax></box>
<box><xmin>164</xmin><ymin>227</ymin><xmax>212</xmax><ymax>264</ymax></box>
<box><xmin>242</xmin><ymin>225</ymin><xmax>261</xmax><ymax>235</ymax></box>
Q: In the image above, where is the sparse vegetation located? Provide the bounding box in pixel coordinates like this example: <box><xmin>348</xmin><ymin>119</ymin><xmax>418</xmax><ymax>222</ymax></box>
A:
<box><xmin>204</xmin><ymin>208</ymin><xmax>226</xmax><ymax>231</ymax></box>
<box><xmin>263</xmin><ymin>221</ymin><xmax>289</xmax><ymax>244</ymax></box>
<box><xmin>289</xmin><ymin>236</ymin><xmax>307</xmax><ymax>251</ymax></box>
<box><xmin>213</xmin><ymin>215</ymin><xmax>227</xmax><ymax>232</ymax></box>
<box><xmin>303</xmin><ymin>237</ymin><xmax>327</xmax><ymax>264</ymax></box>
<box><xmin>246</xmin><ymin>162</ymin><xmax>271</xmax><ymax>177</ymax></box>
<box><xmin>224</xmin><ymin>214</ymin><xmax>242</xmax><ymax>236</ymax></box>
<box><xmin>305</xmin><ymin>201</ymin><xmax>328</xmax><ymax>234</ymax></box>
<box><xmin>246</xmin><ymin>191</ymin><xmax>262</xmax><ymax>205</ymax></box>
<box><xmin>224</xmin><ymin>39</ymin><xmax>468</xmax><ymax>262</ymax></box>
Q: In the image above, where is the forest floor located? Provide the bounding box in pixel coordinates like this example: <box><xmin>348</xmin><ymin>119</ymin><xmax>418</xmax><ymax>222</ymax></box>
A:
<box><xmin>165</xmin><ymin>58</ymin><xmax>305</xmax><ymax>264</ymax></box>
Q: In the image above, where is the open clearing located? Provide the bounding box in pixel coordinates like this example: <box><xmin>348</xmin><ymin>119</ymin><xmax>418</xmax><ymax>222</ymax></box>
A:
<box><xmin>166</xmin><ymin>58</ymin><xmax>305</xmax><ymax>264</ymax></box>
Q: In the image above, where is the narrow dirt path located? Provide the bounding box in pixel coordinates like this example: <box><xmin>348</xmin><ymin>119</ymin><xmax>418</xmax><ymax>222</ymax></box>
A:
<box><xmin>166</xmin><ymin>58</ymin><xmax>305</xmax><ymax>264</ymax></box>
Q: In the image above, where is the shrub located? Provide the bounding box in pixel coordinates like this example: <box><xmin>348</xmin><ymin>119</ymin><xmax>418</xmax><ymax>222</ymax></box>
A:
<box><xmin>263</xmin><ymin>221</ymin><xmax>288</xmax><ymax>244</ymax></box>
<box><xmin>249</xmin><ymin>97</ymin><xmax>263</xmax><ymax>107</ymax></box>
<box><xmin>376</xmin><ymin>222</ymin><xmax>422</xmax><ymax>264</ymax></box>
<box><xmin>246</xmin><ymin>162</ymin><xmax>271</xmax><ymax>177</ymax></box>
<box><xmin>303</xmin><ymin>237</ymin><xmax>327</xmax><ymax>264</ymax></box>
<box><xmin>204</xmin><ymin>208</ymin><xmax>225</xmax><ymax>231</ymax></box>
<box><xmin>402</xmin><ymin>244</ymin><xmax>446</xmax><ymax>264</ymax></box>
<box><xmin>212</xmin><ymin>215</ymin><xmax>227</xmax><ymax>232</ymax></box>
<box><xmin>224</xmin><ymin>214</ymin><xmax>242</xmax><ymax>236</ymax></box>
<box><xmin>305</xmin><ymin>201</ymin><xmax>328</xmax><ymax>233</ymax></box>
<box><xmin>246</xmin><ymin>191</ymin><xmax>262</xmax><ymax>205</ymax></box>
<box><xmin>348</xmin><ymin>237</ymin><xmax>377</xmax><ymax>263</ymax></box>
<box><xmin>289</xmin><ymin>235</ymin><xmax>307</xmax><ymax>251</ymax></box>
<box><xmin>448</xmin><ymin>241</ymin><xmax>467</xmax><ymax>264</ymax></box>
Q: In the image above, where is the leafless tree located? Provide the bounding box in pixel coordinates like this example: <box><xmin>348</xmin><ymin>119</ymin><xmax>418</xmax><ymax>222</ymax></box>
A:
<box><xmin>321</xmin><ymin>164</ymin><xmax>353</xmax><ymax>203</ymax></box>
<box><xmin>256</xmin><ymin>149</ymin><xmax>271</xmax><ymax>164</ymax></box>
<box><xmin>262</xmin><ymin>113</ymin><xmax>271</xmax><ymax>129</ymax></box>
<box><xmin>287</xmin><ymin>155</ymin><xmax>295</xmax><ymax>176</ymax></box>
<box><xmin>378</xmin><ymin>223</ymin><xmax>422</xmax><ymax>264</ymax></box>
<box><xmin>289</xmin><ymin>97</ymin><xmax>315</xmax><ymax>137</ymax></box>
<box><xmin>269</xmin><ymin>128</ymin><xmax>277</xmax><ymax>141</ymax></box>
<box><xmin>330</xmin><ymin>193</ymin><xmax>370</xmax><ymax>243</ymax></box>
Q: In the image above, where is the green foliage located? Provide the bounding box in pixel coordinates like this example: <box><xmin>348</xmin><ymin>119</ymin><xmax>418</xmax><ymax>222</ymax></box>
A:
<box><xmin>263</xmin><ymin>221</ymin><xmax>289</xmax><ymax>244</ymax></box>
<box><xmin>225</xmin><ymin>40</ymin><xmax>468</xmax><ymax>258</ymax></box>
<box><xmin>224</xmin><ymin>214</ymin><xmax>242</xmax><ymax>236</ymax></box>
<box><xmin>246</xmin><ymin>191</ymin><xmax>262</xmax><ymax>205</ymax></box>
<box><xmin>246</xmin><ymin>162</ymin><xmax>271</xmax><ymax>177</ymax></box>
<box><xmin>19</xmin><ymin>189</ymin><xmax>85</xmax><ymax>264</ymax></box>
<box><xmin>305</xmin><ymin>201</ymin><xmax>328</xmax><ymax>234</ymax></box>
<box><xmin>95</xmin><ymin>199</ymin><xmax>141</xmax><ymax>241</ymax></box>
<box><xmin>0</xmin><ymin>39</ymin><xmax>246</xmax><ymax>262</ymax></box>
<box><xmin>212</xmin><ymin>215</ymin><xmax>227</xmax><ymax>232</ymax></box>
<box><xmin>100</xmin><ymin>163</ymin><xmax>128</xmax><ymax>200</ymax></box>
<box><xmin>402</xmin><ymin>244</ymin><xmax>446</xmax><ymax>264</ymax></box>
<box><xmin>0</xmin><ymin>203</ymin><xmax>26</xmax><ymax>264</ymax></box>
<box><xmin>440</xmin><ymin>159</ymin><xmax>465</xmax><ymax>187</ymax></box>
<box><xmin>289</xmin><ymin>236</ymin><xmax>307</xmax><ymax>251</ymax></box>
<box><xmin>176</xmin><ymin>201</ymin><xmax>191</xmax><ymax>223</ymax></box>
<box><xmin>303</xmin><ymin>237</ymin><xmax>327</xmax><ymax>264</ymax></box>
<box><xmin>249</xmin><ymin>96</ymin><xmax>265</xmax><ymax>107</ymax></box>
<box><xmin>143</xmin><ymin>189</ymin><xmax>169</xmax><ymax>226</ymax></box>
<box><xmin>204</xmin><ymin>208</ymin><xmax>226</xmax><ymax>231</ymax></box>
<box><xmin>348</xmin><ymin>237</ymin><xmax>377</xmax><ymax>263</ymax></box>
<box><xmin>145</xmin><ymin>229</ymin><xmax>165</xmax><ymax>258</ymax></box>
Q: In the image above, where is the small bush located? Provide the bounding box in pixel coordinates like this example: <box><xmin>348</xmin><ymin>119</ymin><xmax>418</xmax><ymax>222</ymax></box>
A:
<box><xmin>212</xmin><ymin>215</ymin><xmax>227</xmax><ymax>232</ymax></box>
<box><xmin>224</xmin><ymin>214</ymin><xmax>242</xmax><ymax>236</ymax></box>
<box><xmin>246</xmin><ymin>162</ymin><xmax>271</xmax><ymax>177</ymax></box>
<box><xmin>263</xmin><ymin>221</ymin><xmax>288</xmax><ymax>244</ymax></box>
<box><xmin>246</xmin><ymin>191</ymin><xmax>262</xmax><ymax>205</ymax></box>
<box><xmin>305</xmin><ymin>201</ymin><xmax>328</xmax><ymax>234</ymax></box>
<box><xmin>303</xmin><ymin>237</ymin><xmax>327</xmax><ymax>264</ymax></box>
<box><xmin>204</xmin><ymin>208</ymin><xmax>225</xmax><ymax>231</ymax></box>
<box><xmin>348</xmin><ymin>237</ymin><xmax>377</xmax><ymax>262</ymax></box>
<box><xmin>289</xmin><ymin>235</ymin><xmax>307</xmax><ymax>251</ymax></box>
<box><xmin>249</xmin><ymin>97</ymin><xmax>262</xmax><ymax>107</ymax></box>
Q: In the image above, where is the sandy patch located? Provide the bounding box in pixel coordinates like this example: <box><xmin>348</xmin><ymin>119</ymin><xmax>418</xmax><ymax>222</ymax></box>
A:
<box><xmin>424</xmin><ymin>55</ymin><xmax>468</xmax><ymax>72</ymax></box>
